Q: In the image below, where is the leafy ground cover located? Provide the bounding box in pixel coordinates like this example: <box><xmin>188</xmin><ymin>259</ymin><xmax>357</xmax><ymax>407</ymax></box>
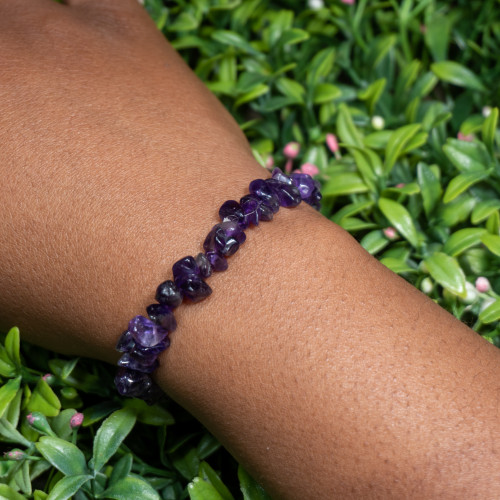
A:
<box><xmin>1</xmin><ymin>0</ymin><xmax>500</xmax><ymax>498</ymax></box>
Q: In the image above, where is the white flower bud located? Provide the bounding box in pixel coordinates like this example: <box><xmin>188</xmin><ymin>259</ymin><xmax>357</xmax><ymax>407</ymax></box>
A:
<box><xmin>371</xmin><ymin>115</ymin><xmax>385</xmax><ymax>130</ymax></box>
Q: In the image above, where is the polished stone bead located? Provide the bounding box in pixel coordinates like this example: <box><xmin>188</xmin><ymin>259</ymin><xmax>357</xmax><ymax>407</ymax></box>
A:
<box><xmin>155</xmin><ymin>280</ymin><xmax>183</xmax><ymax>308</ymax></box>
<box><xmin>172</xmin><ymin>256</ymin><xmax>199</xmax><ymax>280</ymax></box>
<box><xmin>203</xmin><ymin>221</ymin><xmax>246</xmax><ymax>256</ymax></box>
<box><xmin>117</xmin><ymin>351</ymin><xmax>159</xmax><ymax>374</ymax></box>
<box><xmin>271</xmin><ymin>167</ymin><xmax>293</xmax><ymax>185</ymax></box>
<box><xmin>135</xmin><ymin>338</ymin><xmax>170</xmax><ymax>356</ymax></box>
<box><xmin>265</xmin><ymin>178</ymin><xmax>302</xmax><ymax>208</ymax></box>
<box><xmin>239</xmin><ymin>194</ymin><xmax>260</xmax><ymax>226</ymax></box>
<box><xmin>291</xmin><ymin>173</ymin><xmax>315</xmax><ymax>200</ymax></box>
<box><xmin>249</xmin><ymin>179</ymin><xmax>280</xmax><ymax>213</ymax></box>
<box><xmin>219</xmin><ymin>200</ymin><xmax>248</xmax><ymax>229</ymax></box>
<box><xmin>116</xmin><ymin>330</ymin><xmax>135</xmax><ymax>353</ymax></box>
<box><xmin>257</xmin><ymin>201</ymin><xmax>274</xmax><ymax>221</ymax></box>
<box><xmin>174</xmin><ymin>275</ymin><xmax>212</xmax><ymax>302</ymax></box>
<box><xmin>205</xmin><ymin>251</ymin><xmax>228</xmax><ymax>272</ymax></box>
<box><xmin>129</xmin><ymin>315</ymin><xmax>168</xmax><ymax>347</ymax></box>
<box><xmin>195</xmin><ymin>252</ymin><xmax>212</xmax><ymax>278</ymax></box>
<box><xmin>304</xmin><ymin>187</ymin><xmax>322</xmax><ymax>210</ymax></box>
<box><xmin>114</xmin><ymin>368</ymin><xmax>153</xmax><ymax>398</ymax></box>
<box><xmin>146</xmin><ymin>303</ymin><xmax>177</xmax><ymax>332</ymax></box>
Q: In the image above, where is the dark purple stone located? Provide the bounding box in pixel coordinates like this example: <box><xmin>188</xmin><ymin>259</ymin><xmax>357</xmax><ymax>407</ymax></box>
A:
<box><xmin>172</xmin><ymin>256</ymin><xmax>199</xmax><ymax>280</ymax></box>
<box><xmin>205</xmin><ymin>251</ymin><xmax>228</xmax><ymax>272</ymax></box>
<box><xmin>257</xmin><ymin>202</ymin><xmax>273</xmax><ymax>221</ymax></box>
<box><xmin>265</xmin><ymin>178</ymin><xmax>302</xmax><ymax>208</ymax></box>
<box><xmin>146</xmin><ymin>303</ymin><xmax>177</xmax><ymax>332</ymax></box>
<box><xmin>134</xmin><ymin>338</ymin><xmax>170</xmax><ymax>356</ymax></box>
<box><xmin>203</xmin><ymin>221</ymin><xmax>246</xmax><ymax>257</ymax></box>
<box><xmin>116</xmin><ymin>330</ymin><xmax>135</xmax><ymax>353</ymax></box>
<box><xmin>271</xmin><ymin>167</ymin><xmax>293</xmax><ymax>185</ymax></box>
<box><xmin>128</xmin><ymin>315</ymin><xmax>168</xmax><ymax>347</ymax></box>
<box><xmin>175</xmin><ymin>275</ymin><xmax>212</xmax><ymax>302</ymax></box>
<box><xmin>114</xmin><ymin>368</ymin><xmax>153</xmax><ymax>398</ymax></box>
<box><xmin>249</xmin><ymin>179</ymin><xmax>280</xmax><ymax>213</ymax></box>
<box><xmin>195</xmin><ymin>252</ymin><xmax>212</xmax><ymax>278</ymax></box>
<box><xmin>304</xmin><ymin>187</ymin><xmax>322</xmax><ymax>210</ymax></box>
<box><xmin>155</xmin><ymin>280</ymin><xmax>183</xmax><ymax>308</ymax></box>
<box><xmin>240</xmin><ymin>195</ymin><xmax>261</xmax><ymax>226</ymax></box>
<box><xmin>117</xmin><ymin>351</ymin><xmax>159</xmax><ymax>374</ymax></box>
<box><xmin>219</xmin><ymin>200</ymin><xmax>248</xmax><ymax>229</ymax></box>
<box><xmin>291</xmin><ymin>173</ymin><xmax>315</xmax><ymax>200</ymax></box>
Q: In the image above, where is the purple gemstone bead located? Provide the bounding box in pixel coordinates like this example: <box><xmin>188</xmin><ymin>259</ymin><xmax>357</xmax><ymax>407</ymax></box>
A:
<box><xmin>265</xmin><ymin>178</ymin><xmax>302</xmax><ymax>208</ymax></box>
<box><xmin>205</xmin><ymin>251</ymin><xmax>228</xmax><ymax>272</ymax></box>
<box><xmin>129</xmin><ymin>315</ymin><xmax>168</xmax><ymax>347</ymax></box>
<box><xmin>249</xmin><ymin>179</ymin><xmax>280</xmax><ymax>213</ymax></box>
<box><xmin>291</xmin><ymin>173</ymin><xmax>315</xmax><ymax>200</ymax></box>
<box><xmin>257</xmin><ymin>202</ymin><xmax>273</xmax><ymax>221</ymax></box>
<box><xmin>146</xmin><ymin>304</ymin><xmax>177</xmax><ymax>332</ymax></box>
<box><xmin>155</xmin><ymin>280</ymin><xmax>183</xmax><ymax>308</ymax></box>
<box><xmin>240</xmin><ymin>195</ymin><xmax>260</xmax><ymax>226</ymax></box>
<box><xmin>175</xmin><ymin>275</ymin><xmax>212</xmax><ymax>302</ymax></box>
<box><xmin>271</xmin><ymin>167</ymin><xmax>293</xmax><ymax>185</ymax></box>
<box><xmin>114</xmin><ymin>368</ymin><xmax>153</xmax><ymax>398</ymax></box>
<box><xmin>304</xmin><ymin>187</ymin><xmax>322</xmax><ymax>210</ymax></box>
<box><xmin>135</xmin><ymin>338</ymin><xmax>170</xmax><ymax>356</ymax></box>
<box><xmin>117</xmin><ymin>351</ymin><xmax>159</xmax><ymax>374</ymax></box>
<box><xmin>172</xmin><ymin>256</ymin><xmax>199</xmax><ymax>280</ymax></box>
<box><xmin>203</xmin><ymin>221</ymin><xmax>246</xmax><ymax>257</ymax></box>
<box><xmin>219</xmin><ymin>200</ymin><xmax>248</xmax><ymax>229</ymax></box>
<box><xmin>116</xmin><ymin>330</ymin><xmax>135</xmax><ymax>353</ymax></box>
<box><xmin>195</xmin><ymin>252</ymin><xmax>212</xmax><ymax>278</ymax></box>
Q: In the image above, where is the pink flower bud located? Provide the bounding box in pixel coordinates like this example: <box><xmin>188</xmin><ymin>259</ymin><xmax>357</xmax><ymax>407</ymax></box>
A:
<box><xmin>458</xmin><ymin>131</ymin><xmax>474</xmax><ymax>142</ymax></box>
<box><xmin>341</xmin><ymin>0</ymin><xmax>355</xmax><ymax>4</ymax></box>
<box><xmin>70</xmin><ymin>412</ymin><xmax>84</xmax><ymax>429</ymax></box>
<box><xmin>284</xmin><ymin>158</ymin><xmax>293</xmax><ymax>174</ymax></box>
<box><xmin>4</xmin><ymin>449</ymin><xmax>26</xmax><ymax>461</ymax></box>
<box><xmin>419</xmin><ymin>24</ymin><xmax>427</xmax><ymax>34</ymax></box>
<box><xmin>283</xmin><ymin>142</ymin><xmax>300</xmax><ymax>159</ymax></box>
<box><xmin>475</xmin><ymin>277</ymin><xmax>491</xmax><ymax>293</ymax></box>
<box><xmin>383</xmin><ymin>227</ymin><xmax>397</xmax><ymax>240</ymax></box>
<box><xmin>292</xmin><ymin>169</ymin><xmax>302</xmax><ymax>174</ymax></box>
<box><xmin>265</xmin><ymin>155</ymin><xmax>274</xmax><ymax>169</ymax></box>
<box><xmin>26</xmin><ymin>413</ymin><xmax>35</xmax><ymax>425</ymax></box>
<box><xmin>300</xmin><ymin>163</ymin><xmax>319</xmax><ymax>176</ymax></box>
<box><xmin>326</xmin><ymin>133</ymin><xmax>339</xmax><ymax>153</ymax></box>
<box><xmin>395</xmin><ymin>183</ymin><xmax>406</xmax><ymax>188</ymax></box>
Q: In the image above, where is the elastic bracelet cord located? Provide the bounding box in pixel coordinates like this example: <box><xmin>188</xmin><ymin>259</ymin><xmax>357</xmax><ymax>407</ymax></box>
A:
<box><xmin>114</xmin><ymin>167</ymin><xmax>322</xmax><ymax>404</ymax></box>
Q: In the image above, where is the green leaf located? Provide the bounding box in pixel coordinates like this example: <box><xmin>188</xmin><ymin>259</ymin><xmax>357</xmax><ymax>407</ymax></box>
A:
<box><xmin>234</xmin><ymin>84</ymin><xmax>269</xmax><ymax>108</ymax></box>
<box><xmin>431</xmin><ymin>61</ymin><xmax>486</xmax><ymax>92</ymax></box>
<box><xmin>123</xmin><ymin>399</ymin><xmax>174</xmax><ymax>426</ymax></box>
<box><xmin>331</xmin><ymin>200</ymin><xmax>374</xmax><ymax>224</ymax></box>
<box><xmin>384</xmin><ymin>124</ymin><xmax>422</xmax><ymax>173</ymax></box>
<box><xmin>275</xmin><ymin>77</ymin><xmax>305</xmax><ymax>104</ymax></box>
<box><xmin>336</xmin><ymin>104</ymin><xmax>363</xmax><ymax>147</ymax></box>
<box><xmin>480</xmin><ymin>233</ymin><xmax>500</xmax><ymax>256</ymax></box>
<box><xmin>169</xmin><ymin>12</ymin><xmax>199</xmax><ymax>32</ymax></box>
<box><xmin>442</xmin><ymin>139</ymin><xmax>491</xmax><ymax>172</ymax></box>
<box><xmin>347</xmin><ymin>147</ymin><xmax>380</xmax><ymax>191</ymax></box>
<box><xmin>34</xmin><ymin>490</ymin><xmax>48</xmax><ymax>500</ymax></box>
<box><xmin>109</xmin><ymin>454</ymin><xmax>133</xmax><ymax>486</ymax></box>
<box><xmin>99</xmin><ymin>476</ymin><xmax>160</xmax><ymax>500</ymax></box>
<box><xmin>238</xmin><ymin>466</ymin><xmax>271</xmax><ymax>500</ymax></box>
<box><xmin>51</xmin><ymin>409</ymin><xmax>78</xmax><ymax>440</ymax></box>
<box><xmin>0</xmin><ymin>377</ymin><xmax>21</xmax><ymax>419</ymax></box>
<box><xmin>198</xmin><ymin>461</ymin><xmax>234</xmax><ymax>500</ymax></box>
<box><xmin>358</xmin><ymin>78</ymin><xmax>386</xmax><ymax>115</ymax></box>
<box><xmin>472</xmin><ymin>199</ymin><xmax>500</xmax><ymax>224</ymax></box>
<box><xmin>360</xmin><ymin>230</ymin><xmax>389</xmax><ymax>255</ymax></box>
<box><xmin>5</xmin><ymin>327</ymin><xmax>21</xmax><ymax>368</ymax></box>
<box><xmin>212</xmin><ymin>30</ymin><xmax>261</xmax><ymax>56</ymax></box>
<box><xmin>442</xmin><ymin>228</ymin><xmax>487</xmax><ymax>257</ymax></box>
<box><xmin>424</xmin><ymin>252</ymin><xmax>466</xmax><ymax>297</ymax></box>
<box><xmin>378</xmin><ymin>198</ymin><xmax>419</xmax><ymax>248</ymax></box>
<box><xmin>486</xmin><ymin>211</ymin><xmax>500</xmax><ymax>235</ymax></box>
<box><xmin>482</xmin><ymin>107</ymin><xmax>498</xmax><ymax>155</ymax></box>
<box><xmin>410</xmin><ymin>72</ymin><xmax>438</xmax><ymax>99</ymax></box>
<box><xmin>322</xmin><ymin>172</ymin><xmax>368</xmax><ymax>197</ymax></box>
<box><xmin>5</xmin><ymin>386</ymin><xmax>22</xmax><ymax>427</ymax></box>
<box><xmin>479</xmin><ymin>300</ymin><xmax>500</xmax><ymax>324</ymax></box>
<box><xmin>26</xmin><ymin>378</ymin><xmax>61</xmax><ymax>417</ymax></box>
<box><xmin>306</xmin><ymin>47</ymin><xmax>335</xmax><ymax>86</ymax></box>
<box><xmin>92</xmin><ymin>408</ymin><xmax>137</xmax><ymax>473</ymax></box>
<box><xmin>0</xmin><ymin>417</ymin><xmax>31</xmax><ymax>447</ymax></box>
<box><xmin>47</xmin><ymin>474</ymin><xmax>92</xmax><ymax>500</ymax></box>
<box><xmin>379</xmin><ymin>258</ymin><xmax>417</xmax><ymax>274</ymax></box>
<box><xmin>36</xmin><ymin>436</ymin><xmax>88</xmax><ymax>476</ymax></box>
<box><xmin>443</xmin><ymin>170</ymin><xmax>490</xmax><ymax>203</ymax></box>
<box><xmin>0</xmin><ymin>484</ymin><xmax>26</xmax><ymax>500</ymax></box>
<box><xmin>437</xmin><ymin>194</ymin><xmax>476</xmax><ymax>227</ymax></box>
<box><xmin>363</xmin><ymin>131</ymin><xmax>392</xmax><ymax>149</ymax></box>
<box><xmin>82</xmin><ymin>401</ymin><xmax>120</xmax><ymax>427</ymax></box>
<box><xmin>188</xmin><ymin>477</ymin><xmax>225</xmax><ymax>500</ymax></box>
<box><xmin>278</xmin><ymin>28</ymin><xmax>309</xmax><ymax>47</ymax></box>
<box><xmin>313</xmin><ymin>83</ymin><xmax>341</xmax><ymax>104</ymax></box>
<box><xmin>417</xmin><ymin>163</ymin><xmax>442</xmax><ymax>216</ymax></box>
<box><xmin>340</xmin><ymin>218</ymin><xmax>378</xmax><ymax>232</ymax></box>
<box><xmin>0</xmin><ymin>352</ymin><xmax>16</xmax><ymax>378</ymax></box>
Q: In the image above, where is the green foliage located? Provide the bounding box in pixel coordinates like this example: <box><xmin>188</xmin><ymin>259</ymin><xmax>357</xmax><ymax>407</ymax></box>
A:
<box><xmin>3</xmin><ymin>0</ymin><xmax>500</xmax><ymax>497</ymax></box>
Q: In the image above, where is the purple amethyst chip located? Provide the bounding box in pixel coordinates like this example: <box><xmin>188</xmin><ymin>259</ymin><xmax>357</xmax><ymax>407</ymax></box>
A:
<box><xmin>128</xmin><ymin>315</ymin><xmax>168</xmax><ymax>348</ymax></box>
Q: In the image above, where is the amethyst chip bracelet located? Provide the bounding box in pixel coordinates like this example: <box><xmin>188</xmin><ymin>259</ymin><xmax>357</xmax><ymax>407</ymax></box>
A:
<box><xmin>114</xmin><ymin>167</ymin><xmax>322</xmax><ymax>403</ymax></box>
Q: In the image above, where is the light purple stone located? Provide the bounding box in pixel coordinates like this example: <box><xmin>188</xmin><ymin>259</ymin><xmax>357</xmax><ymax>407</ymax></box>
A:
<box><xmin>116</xmin><ymin>330</ymin><xmax>135</xmax><ymax>352</ymax></box>
<box><xmin>128</xmin><ymin>315</ymin><xmax>168</xmax><ymax>348</ymax></box>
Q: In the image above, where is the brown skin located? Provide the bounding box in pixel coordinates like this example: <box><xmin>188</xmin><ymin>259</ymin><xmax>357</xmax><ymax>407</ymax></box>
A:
<box><xmin>1</xmin><ymin>1</ymin><xmax>500</xmax><ymax>498</ymax></box>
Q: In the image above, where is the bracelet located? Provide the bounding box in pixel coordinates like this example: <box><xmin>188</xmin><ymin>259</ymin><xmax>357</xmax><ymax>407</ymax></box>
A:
<box><xmin>114</xmin><ymin>167</ymin><xmax>322</xmax><ymax>403</ymax></box>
